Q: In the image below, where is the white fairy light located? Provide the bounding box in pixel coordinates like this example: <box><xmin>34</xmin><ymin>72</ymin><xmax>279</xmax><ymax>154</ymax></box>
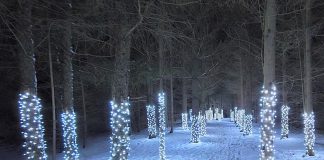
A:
<box><xmin>158</xmin><ymin>92</ymin><xmax>166</xmax><ymax>160</ymax></box>
<box><xmin>199</xmin><ymin>112</ymin><xmax>207</xmax><ymax>136</ymax></box>
<box><xmin>220</xmin><ymin>109</ymin><xmax>224</xmax><ymax>119</ymax></box>
<box><xmin>182</xmin><ymin>113</ymin><xmax>189</xmax><ymax>130</ymax></box>
<box><xmin>230</xmin><ymin>109</ymin><xmax>234</xmax><ymax>122</ymax></box>
<box><xmin>214</xmin><ymin>108</ymin><xmax>219</xmax><ymax>120</ymax></box>
<box><xmin>61</xmin><ymin>110</ymin><xmax>79</xmax><ymax>160</ymax></box>
<box><xmin>260</xmin><ymin>84</ymin><xmax>277</xmax><ymax>160</ymax></box>
<box><xmin>238</xmin><ymin>109</ymin><xmax>245</xmax><ymax>132</ymax></box>
<box><xmin>281</xmin><ymin>105</ymin><xmax>290</xmax><ymax>139</ymax></box>
<box><xmin>234</xmin><ymin>107</ymin><xmax>238</xmax><ymax>124</ymax></box>
<box><xmin>205</xmin><ymin>108</ymin><xmax>213</xmax><ymax>121</ymax></box>
<box><xmin>189</xmin><ymin>109</ymin><xmax>192</xmax><ymax>122</ymax></box>
<box><xmin>244</xmin><ymin>114</ymin><xmax>253</xmax><ymax>135</ymax></box>
<box><xmin>109</xmin><ymin>99</ymin><xmax>131</xmax><ymax>160</ymax></box>
<box><xmin>303</xmin><ymin>112</ymin><xmax>315</xmax><ymax>156</ymax></box>
<box><xmin>18</xmin><ymin>92</ymin><xmax>47</xmax><ymax>160</ymax></box>
<box><xmin>146</xmin><ymin>105</ymin><xmax>157</xmax><ymax>138</ymax></box>
<box><xmin>190</xmin><ymin>115</ymin><xmax>200</xmax><ymax>143</ymax></box>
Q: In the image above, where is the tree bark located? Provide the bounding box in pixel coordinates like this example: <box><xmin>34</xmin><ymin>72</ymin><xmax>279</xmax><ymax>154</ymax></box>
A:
<box><xmin>182</xmin><ymin>78</ymin><xmax>187</xmax><ymax>113</ymax></box>
<box><xmin>303</xmin><ymin>0</ymin><xmax>313</xmax><ymax>115</ymax></box>
<box><xmin>170</xmin><ymin>75</ymin><xmax>174</xmax><ymax>133</ymax></box>
<box><xmin>81</xmin><ymin>80</ymin><xmax>87</xmax><ymax>148</ymax></box>
<box><xmin>282</xmin><ymin>50</ymin><xmax>287</xmax><ymax>106</ymax></box>
<box><xmin>303</xmin><ymin>0</ymin><xmax>315</xmax><ymax>156</ymax></box>
<box><xmin>261</xmin><ymin>0</ymin><xmax>277</xmax><ymax>159</ymax></box>
<box><xmin>17</xmin><ymin>0</ymin><xmax>36</xmax><ymax>93</ymax></box>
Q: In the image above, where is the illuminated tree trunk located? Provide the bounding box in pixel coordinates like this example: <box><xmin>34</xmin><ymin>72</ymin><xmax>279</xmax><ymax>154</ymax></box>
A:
<box><xmin>191</xmin><ymin>56</ymin><xmax>201</xmax><ymax>143</ymax></box>
<box><xmin>110</xmin><ymin>25</ymin><xmax>131</xmax><ymax>159</ymax></box>
<box><xmin>17</xmin><ymin>0</ymin><xmax>47</xmax><ymax>159</ymax></box>
<box><xmin>260</xmin><ymin>0</ymin><xmax>276</xmax><ymax>159</ymax></box>
<box><xmin>281</xmin><ymin>50</ymin><xmax>289</xmax><ymax>139</ymax></box>
<box><xmin>60</xmin><ymin>1</ymin><xmax>80</xmax><ymax>159</ymax></box>
<box><xmin>303</xmin><ymin>0</ymin><xmax>315</xmax><ymax>156</ymax></box>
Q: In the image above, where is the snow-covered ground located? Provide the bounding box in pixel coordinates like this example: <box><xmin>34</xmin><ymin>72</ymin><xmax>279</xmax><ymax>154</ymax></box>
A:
<box><xmin>2</xmin><ymin>118</ymin><xmax>324</xmax><ymax>159</ymax></box>
<box><xmin>64</xmin><ymin>118</ymin><xmax>324</xmax><ymax>160</ymax></box>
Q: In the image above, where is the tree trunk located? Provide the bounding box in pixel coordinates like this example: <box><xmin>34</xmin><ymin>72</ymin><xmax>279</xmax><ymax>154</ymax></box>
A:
<box><xmin>303</xmin><ymin>0</ymin><xmax>315</xmax><ymax>156</ymax></box>
<box><xmin>17</xmin><ymin>0</ymin><xmax>36</xmax><ymax>93</ymax></box>
<box><xmin>81</xmin><ymin>80</ymin><xmax>87</xmax><ymax>148</ymax></box>
<box><xmin>240</xmin><ymin>55</ymin><xmax>245</xmax><ymax>108</ymax></box>
<box><xmin>182</xmin><ymin>78</ymin><xmax>187</xmax><ymax>113</ymax></box>
<box><xmin>170</xmin><ymin>75</ymin><xmax>174</xmax><ymax>133</ymax></box>
<box><xmin>48</xmin><ymin>25</ymin><xmax>57</xmax><ymax>159</ymax></box>
<box><xmin>110</xmin><ymin>25</ymin><xmax>131</xmax><ymax>160</ymax></box>
<box><xmin>282</xmin><ymin>51</ymin><xmax>287</xmax><ymax>106</ymax></box>
<box><xmin>261</xmin><ymin>0</ymin><xmax>277</xmax><ymax>159</ymax></box>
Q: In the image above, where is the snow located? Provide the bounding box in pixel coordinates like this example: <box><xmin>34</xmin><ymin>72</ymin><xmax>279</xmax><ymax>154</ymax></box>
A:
<box><xmin>61</xmin><ymin>118</ymin><xmax>324</xmax><ymax>160</ymax></box>
<box><xmin>2</xmin><ymin>118</ymin><xmax>324</xmax><ymax>159</ymax></box>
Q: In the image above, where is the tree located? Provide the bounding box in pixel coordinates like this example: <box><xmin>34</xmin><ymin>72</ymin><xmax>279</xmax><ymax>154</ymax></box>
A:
<box><xmin>260</xmin><ymin>0</ymin><xmax>277</xmax><ymax>159</ymax></box>
<box><xmin>303</xmin><ymin>0</ymin><xmax>315</xmax><ymax>156</ymax></box>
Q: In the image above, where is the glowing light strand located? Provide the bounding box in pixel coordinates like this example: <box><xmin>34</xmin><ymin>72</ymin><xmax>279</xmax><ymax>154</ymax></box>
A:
<box><xmin>230</xmin><ymin>109</ymin><xmax>234</xmax><ymax>122</ymax></box>
<box><xmin>109</xmin><ymin>99</ymin><xmax>130</xmax><ymax>160</ymax></box>
<box><xmin>18</xmin><ymin>92</ymin><xmax>47</xmax><ymax>160</ymax></box>
<box><xmin>260</xmin><ymin>84</ymin><xmax>277</xmax><ymax>160</ymax></box>
<box><xmin>146</xmin><ymin>105</ymin><xmax>157</xmax><ymax>138</ymax></box>
<box><xmin>244</xmin><ymin>114</ymin><xmax>253</xmax><ymax>136</ymax></box>
<box><xmin>206</xmin><ymin>108</ymin><xmax>213</xmax><ymax>121</ymax></box>
<box><xmin>199</xmin><ymin>112</ymin><xmax>207</xmax><ymax>136</ymax></box>
<box><xmin>303</xmin><ymin>112</ymin><xmax>315</xmax><ymax>156</ymax></box>
<box><xmin>158</xmin><ymin>92</ymin><xmax>166</xmax><ymax>160</ymax></box>
<box><xmin>281</xmin><ymin>105</ymin><xmax>290</xmax><ymax>139</ymax></box>
<box><xmin>61</xmin><ymin>110</ymin><xmax>79</xmax><ymax>160</ymax></box>
<box><xmin>181</xmin><ymin>113</ymin><xmax>188</xmax><ymax>130</ymax></box>
<box><xmin>190</xmin><ymin>115</ymin><xmax>200</xmax><ymax>143</ymax></box>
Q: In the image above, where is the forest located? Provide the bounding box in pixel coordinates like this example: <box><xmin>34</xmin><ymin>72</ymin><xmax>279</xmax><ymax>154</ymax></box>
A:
<box><xmin>0</xmin><ymin>0</ymin><xmax>324</xmax><ymax>160</ymax></box>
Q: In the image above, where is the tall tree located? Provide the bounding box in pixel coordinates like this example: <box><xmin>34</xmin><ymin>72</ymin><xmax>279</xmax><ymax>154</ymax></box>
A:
<box><xmin>260</xmin><ymin>0</ymin><xmax>277</xmax><ymax>159</ymax></box>
<box><xmin>303</xmin><ymin>0</ymin><xmax>315</xmax><ymax>156</ymax></box>
<box><xmin>15</xmin><ymin>0</ymin><xmax>48</xmax><ymax>159</ymax></box>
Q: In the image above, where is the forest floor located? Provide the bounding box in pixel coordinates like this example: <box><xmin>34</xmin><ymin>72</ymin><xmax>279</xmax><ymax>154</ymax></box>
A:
<box><xmin>63</xmin><ymin>118</ymin><xmax>324</xmax><ymax>160</ymax></box>
<box><xmin>1</xmin><ymin>118</ymin><xmax>324</xmax><ymax>160</ymax></box>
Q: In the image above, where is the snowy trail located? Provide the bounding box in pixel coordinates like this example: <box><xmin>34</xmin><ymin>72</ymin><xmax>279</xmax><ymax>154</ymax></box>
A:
<box><xmin>3</xmin><ymin>118</ymin><xmax>324</xmax><ymax>159</ymax></box>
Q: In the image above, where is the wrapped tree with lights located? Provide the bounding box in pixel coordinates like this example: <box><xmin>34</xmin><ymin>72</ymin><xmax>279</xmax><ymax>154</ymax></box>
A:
<box><xmin>16</xmin><ymin>1</ymin><xmax>47</xmax><ymax>159</ymax></box>
<box><xmin>158</xmin><ymin>92</ymin><xmax>166</xmax><ymax>160</ymax></box>
<box><xmin>302</xmin><ymin>0</ymin><xmax>315</xmax><ymax>156</ymax></box>
<box><xmin>244</xmin><ymin>114</ymin><xmax>253</xmax><ymax>136</ymax></box>
<box><xmin>182</xmin><ymin>113</ymin><xmax>189</xmax><ymax>130</ymax></box>
<box><xmin>146</xmin><ymin>105</ymin><xmax>157</xmax><ymax>138</ymax></box>
<box><xmin>259</xmin><ymin>0</ymin><xmax>277</xmax><ymax>159</ymax></box>
<box><xmin>190</xmin><ymin>115</ymin><xmax>200</xmax><ymax>143</ymax></box>
<box><xmin>199</xmin><ymin>112</ymin><xmax>207</xmax><ymax>136</ymax></box>
<box><xmin>18</xmin><ymin>93</ymin><xmax>47</xmax><ymax>160</ymax></box>
<box><xmin>234</xmin><ymin>107</ymin><xmax>238</xmax><ymax>124</ymax></box>
<box><xmin>61</xmin><ymin>110</ymin><xmax>79</xmax><ymax>160</ymax></box>
<box><xmin>230</xmin><ymin>109</ymin><xmax>234</xmax><ymax>122</ymax></box>
<box><xmin>281</xmin><ymin>105</ymin><xmax>289</xmax><ymax>139</ymax></box>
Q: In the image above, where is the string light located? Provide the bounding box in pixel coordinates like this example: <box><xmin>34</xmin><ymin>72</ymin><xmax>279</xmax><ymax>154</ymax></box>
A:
<box><xmin>281</xmin><ymin>105</ymin><xmax>290</xmax><ymax>139</ymax></box>
<box><xmin>303</xmin><ymin>112</ymin><xmax>315</xmax><ymax>156</ymax></box>
<box><xmin>234</xmin><ymin>107</ymin><xmax>238</xmax><ymax>124</ymax></box>
<box><xmin>182</xmin><ymin>113</ymin><xmax>189</xmax><ymax>130</ymax></box>
<box><xmin>109</xmin><ymin>99</ymin><xmax>130</xmax><ymax>160</ymax></box>
<box><xmin>260</xmin><ymin>84</ymin><xmax>277</xmax><ymax>160</ymax></box>
<box><xmin>214</xmin><ymin>108</ymin><xmax>219</xmax><ymax>120</ymax></box>
<box><xmin>18</xmin><ymin>92</ymin><xmax>47</xmax><ymax>160</ymax></box>
<box><xmin>189</xmin><ymin>109</ymin><xmax>192</xmax><ymax>122</ymax></box>
<box><xmin>146</xmin><ymin>105</ymin><xmax>157</xmax><ymax>138</ymax></box>
<box><xmin>220</xmin><ymin>109</ymin><xmax>224</xmax><ymax>119</ymax></box>
<box><xmin>238</xmin><ymin>109</ymin><xmax>245</xmax><ymax>132</ymax></box>
<box><xmin>230</xmin><ymin>109</ymin><xmax>234</xmax><ymax>122</ymax></box>
<box><xmin>61</xmin><ymin>110</ymin><xmax>79</xmax><ymax>160</ymax></box>
<box><xmin>190</xmin><ymin>115</ymin><xmax>200</xmax><ymax>143</ymax></box>
<box><xmin>158</xmin><ymin>92</ymin><xmax>166</xmax><ymax>160</ymax></box>
<box><xmin>244</xmin><ymin>114</ymin><xmax>253</xmax><ymax>136</ymax></box>
<box><xmin>199</xmin><ymin>112</ymin><xmax>207</xmax><ymax>136</ymax></box>
<box><xmin>205</xmin><ymin>108</ymin><xmax>213</xmax><ymax>121</ymax></box>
